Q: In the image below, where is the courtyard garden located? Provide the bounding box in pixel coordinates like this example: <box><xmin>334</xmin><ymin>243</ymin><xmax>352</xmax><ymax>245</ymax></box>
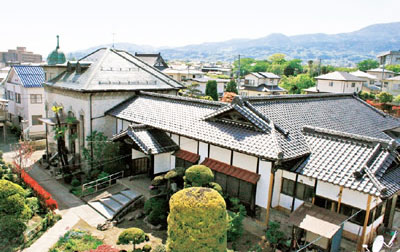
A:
<box><xmin>0</xmin><ymin>149</ymin><xmax>61</xmax><ymax>251</ymax></box>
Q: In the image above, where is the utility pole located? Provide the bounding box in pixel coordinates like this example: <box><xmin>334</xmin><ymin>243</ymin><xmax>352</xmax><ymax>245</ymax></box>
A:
<box><xmin>237</xmin><ymin>54</ymin><xmax>241</xmax><ymax>93</ymax></box>
<box><xmin>112</xmin><ymin>33</ymin><xmax>116</xmax><ymax>48</ymax></box>
<box><xmin>380</xmin><ymin>55</ymin><xmax>386</xmax><ymax>92</ymax></box>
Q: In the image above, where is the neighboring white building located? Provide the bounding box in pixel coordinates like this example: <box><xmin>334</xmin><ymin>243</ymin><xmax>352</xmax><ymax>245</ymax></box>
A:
<box><xmin>350</xmin><ymin>70</ymin><xmax>380</xmax><ymax>93</ymax></box>
<box><xmin>108</xmin><ymin>92</ymin><xmax>400</xmax><ymax>250</ymax></box>
<box><xmin>4</xmin><ymin>65</ymin><xmax>45</xmax><ymax>138</ymax></box>
<box><xmin>366</xmin><ymin>68</ymin><xmax>395</xmax><ymax>85</ymax></box>
<box><xmin>163</xmin><ymin>68</ymin><xmax>205</xmax><ymax>82</ymax></box>
<box><xmin>42</xmin><ymin>47</ymin><xmax>184</xmax><ymax>159</ymax></box>
<box><xmin>313</xmin><ymin>71</ymin><xmax>364</xmax><ymax>93</ymax></box>
<box><xmin>240</xmin><ymin>72</ymin><xmax>286</xmax><ymax>96</ymax></box>
<box><xmin>377</xmin><ymin>50</ymin><xmax>400</xmax><ymax>65</ymax></box>
<box><xmin>186</xmin><ymin>76</ymin><xmax>230</xmax><ymax>96</ymax></box>
<box><xmin>383</xmin><ymin>76</ymin><xmax>400</xmax><ymax>96</ymax></box>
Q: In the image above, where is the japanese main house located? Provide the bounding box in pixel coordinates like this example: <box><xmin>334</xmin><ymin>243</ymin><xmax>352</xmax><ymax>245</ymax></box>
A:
<box><xmin>107</xmin><ymin>92</ymin><xmax>400</xmax><ymax>250</ymax></box>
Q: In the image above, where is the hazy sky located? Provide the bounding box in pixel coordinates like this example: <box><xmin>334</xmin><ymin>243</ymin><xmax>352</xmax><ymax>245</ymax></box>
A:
<box><xmin>2</xmin><ymin>0</ymin><xmax>399</xmax><ymax>56</ymax></box>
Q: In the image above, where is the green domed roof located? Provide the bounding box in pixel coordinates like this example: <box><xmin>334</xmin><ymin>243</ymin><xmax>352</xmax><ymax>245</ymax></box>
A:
<box><xmin>47</xmin><ymin>35</ymin><xmax>66</xmax><ymax>65</ymax></box>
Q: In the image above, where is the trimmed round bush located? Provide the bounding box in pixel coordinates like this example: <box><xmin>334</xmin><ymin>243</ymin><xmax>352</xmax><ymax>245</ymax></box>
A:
<box><xmin>167</xmin><ymin>187</ymin><xmax>228</xmax><ymax>252</ymax></box>
<box><xmin>151</xmin><ymin>175</ymin><xmax>165</xmax><ymax>186</ymax></box>
<box><xmin>118</xmin><ymin>228</ymin><xmax>148</xmax><ymax>250</ymax></box>
<box><xmin>184</xmin><ymin>165</ymin><xmax>214</xmax><ymax>187</ymax></box>
<box><xmin>142</xmin><ymin>244</ymin><xmax>152</xmax><ymax>252</ymax></box>
<box><xmin>0</xmin><ymin>179</ymin><xmax>31</xmax><ymax>219</ymax></box>
<box><xmin>208</xmin><ymin>182</ymin><xmax>223</xmax><ymax>195</ymax></box>
<box><xmin>0</xmin><ymin>216</ymin><xmax>26</xmax><ymax>241</ymax></box>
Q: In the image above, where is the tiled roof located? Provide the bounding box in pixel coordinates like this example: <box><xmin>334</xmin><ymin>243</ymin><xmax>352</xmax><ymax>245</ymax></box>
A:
<box><xmin>174</xmin><ymin>149</ymin><xmax>200</xmax><ymax>163</ymax></box>
<box><xmin>112</xmin><ymin>124</ymin><xmax>179</xmax><ymax>154</ymax></box>
<box><xmin>367</xmin><ymin>68</ymin><xmax>394</xmax><ymax>73</ymax></box>
<box><xmin>13</xmin><ymin>65</ymin><xmax>45</xmax><ymax>88</ymax></box>
<box><xmin>242</xmin><ymin>84</ymin><xmax>286</xmax><ymax>92</ymax></box>
<box><xmin>295</xmin><ymin>126</ymin><xmax>399</xmax><ymax>197</ymax></box>
<box><xmin>201</xmin><ymin>158</ymin><xmax>260</xmax><ymax>184</ymax></box>
<box><xmin>107</xmin><ymin>92</ymin><xmax>283</xmax><ymax>160</ymax></box>
<box><xmin>45</xmin><ymin>48</ymin><xmax>183</xmax><ymax>92</ymax></box>
<box><xmin>350</xmin><ymin>70</ymin><xmax>377</xmax><ymax>80</ymax></box>
<box><xmin>315</xmin><ymin>71</ymin><xmax>364</xmax><ymax>81</ymax></box>
<box><xmin>246</xmin><ymin>93</ymin><xmax>400</xmax><ymax>160</ymax></box>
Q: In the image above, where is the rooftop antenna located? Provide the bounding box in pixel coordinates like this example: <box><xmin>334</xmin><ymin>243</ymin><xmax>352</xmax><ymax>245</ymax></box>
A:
<box><xmin>56</xmin><ymin>35</ymin><xmax>60</xmax><ymax>50</ymax></box>
<box><xmin>112</xmin><ymin>32</ymin><xmax>116</xmax><ymax>48</ymax></box>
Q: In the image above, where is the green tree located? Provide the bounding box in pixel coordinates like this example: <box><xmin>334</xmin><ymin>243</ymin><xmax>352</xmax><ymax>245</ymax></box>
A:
<box><xmin>233</xmin><ymin>58</ymin><xmax>256</xmax><ymax>77</ymax></box>
<box><xmin>117</xmin><ymin>228</ymin><xmax>148</xmax><ymax>251</ymax></box>
<box><xmin>225</xmin><ymin>80</ymin><xmax>238</xmax><ymax>94</ymax></box>
<box><xmin>266</xmin><ymin>222</ymin><xmax>286</xmax><ymax>250</ymax></box>
<box><xmin>377</xmin><ymin>92</ymin><xmax>393</xmax><ymax>104</ymax></box>
<box><xmin>268</xmin><ymin>53</ymin><xmax>286</xmax><ymax>64</ymax></box>
<box><xmin>386</xmin><ymin>64</ymin><xmax>400</xmax><ymax>74</ymax></box>
<box><xmin>279</xmin><ymin>74</ymin><xmax>315</xmax><ymax>94</ymax></box>
<box><xmin>251</xmin><ymin>60</ymin><xmax>270</xmax><ymax>72</ymax></box>
<box><xmin>283</xmin><ymin>59</ymin><xmax>303</xmax><ymax>76</ymax></box>
<box><xmin>205</xmin><ymin>80</ymin><xmax>218</xmax><ymax>101</ymax></box>
<box><xmin>185</xmin><ymin>82</ymin><xmax>202</xmax><ymax>97</ymax></box>
<box><xmin>394</xmin><ymin>94</ymin><xmax>400</xmax><ymax>104</ymax></box>
<box><xmin>357</xmin><ymin>59</ymin><xmax>379</xmax><ymax>71</ymax></box>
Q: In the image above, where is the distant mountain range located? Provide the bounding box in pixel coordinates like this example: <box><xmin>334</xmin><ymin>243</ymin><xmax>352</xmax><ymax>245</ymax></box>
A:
<box><xmin>69</xmin><ymin>22</ymin><xmax>400</xmax><ymax>66</ymax></box>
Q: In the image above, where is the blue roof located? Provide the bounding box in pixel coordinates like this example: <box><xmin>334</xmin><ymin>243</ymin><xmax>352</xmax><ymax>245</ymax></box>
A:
<box><xmin>13</xmin><ymin>65</ymin><xmax>45</xmax><ymax>88</ymax></box>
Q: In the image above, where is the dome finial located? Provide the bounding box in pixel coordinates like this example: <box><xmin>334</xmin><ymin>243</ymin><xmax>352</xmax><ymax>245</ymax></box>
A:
<box><xmin>56</xmin><ymin>35</ymin><xmax>60</xmax><ymax>50</ymax></box>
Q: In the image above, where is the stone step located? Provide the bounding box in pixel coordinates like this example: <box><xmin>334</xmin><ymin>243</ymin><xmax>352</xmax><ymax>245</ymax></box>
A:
<box><xmin>111</xmin><ymin>193</ymin><xmax>131</xmax><ymax>205</ymax></box>
<box><xmin>99</xmin><ymin>197</ymin><xmax>123</xmax><ymax>212</ymax></box>
<box><xmin>120</xmin><ymin>189</ymin><xmax>140</xmax><ymax>200</ymax></box>
<box><xmin>88</xmin><ymin>201</ymin><xmax>115</xmax><ymax>219</ymax></box>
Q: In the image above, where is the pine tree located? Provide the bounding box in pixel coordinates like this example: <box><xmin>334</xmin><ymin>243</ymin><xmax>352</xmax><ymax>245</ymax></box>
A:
<box><xmin>205</xmin><ymin>80</ymin><xmax>218</xmax><ymax>101</ymax></box>
<box><xmin>225</xmin><ymin>80</ymin><xmax>238</xmax><ymax>94</ymax></box>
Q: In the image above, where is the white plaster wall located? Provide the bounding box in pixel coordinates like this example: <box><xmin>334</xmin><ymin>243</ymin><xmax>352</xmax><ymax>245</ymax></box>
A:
<box><xmin>179</xmin><ymin>136</ymin><xmax>197</xmax><ymax>153</ymax></box>
<box><xmin>294</xmin><ymin>199</ymin><xmax>304</xmax><ymax>210</ymax></box>
<box><xmin>341</xmin><ymin>188</ymin><xmax>369</xmax><ymax>210</ymax></box>
<box><xmin>209</xmin><ymin>144</ymin><xmax>231</xmax><ymax>164</ymax></box>
<box><xmin>132</xmin><ymin>149</ymin><xmax>147</xmax><ymax>159</ymax></box>
<box><xmin>272</xmin><ymin>169</ymin><xmax>283</xmax><ymax>208</ymax></box>
<box><xmin>255</xmin><ymin>160</ymin><xmax>272</xmax><ymax>208</ymax></box>
<box><xmin>171</xmin><ymin>134</ymin><xmax>179</xmax><ymax>145</ymax></box>
<box><xmin>282</xmin><ymin>170</ymin><xmax>296</xmax><ymax>181</ymax></box>
<box><xmin>297</xmin><ymin>175</ymin><xmax>315</xmax><ymax>187</ymax></box>
<box><xmin>154</xmin><ymin>152</ymin><xmax>172</xmax><ymax>174</ymax></box>
<box><xmin>344</xmin><ymin>222</ymin><xmax>363</xmax><ymax>235</ymax></box>
<box><xmin>198</xmin><ymin>142</ymin><xmax>208</xmax><ymax>163</ymax></box>
<box><xmin>279</xmin><ymin>194</ymin><xmax>293</xmax><ymax>210</ymax></box>
<box><xmin>316</xmin><ymin>181</ymin><xmax>341</xmax><ymax>202</ymax></box>
<box><xmin>26</xmin><ymin>87</ymin><xmax>46</xmax><ymax>134</ymax></box>
<box><xmin>170</xmin><ymin>155</ymin><xmax>176</xmax><ymax>169</ymax></box>
<box><xmin>317</xmin><ymin>80</ymin><xmax>345</xmax><ymax>93</ymax></box>
<box><xmin>232</xmin><ymin>151</ymin><xmax>257</xmax><ymax>172</ymax></box>
<box><xmin>117</xmin><ymin>119</ymin><xmax>123</xmax><ymax>133</ymax></box>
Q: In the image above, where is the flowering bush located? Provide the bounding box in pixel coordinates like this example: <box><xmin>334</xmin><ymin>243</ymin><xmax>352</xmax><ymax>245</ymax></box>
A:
<box><xmin>20</xmin><ymin>170</ymin><xmax>58</xmax><ymax>210</ymax></box>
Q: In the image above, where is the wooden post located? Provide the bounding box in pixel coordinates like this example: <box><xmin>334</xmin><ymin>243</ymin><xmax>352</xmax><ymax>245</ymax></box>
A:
<box><xmin>358</xmin><ymin>194</ymin><xmax>372</xmax><ymax>251</ymax></box>
<box><xmin>265</xmin><ymin>171</ymin><xmax>274</xmax><ymax>225</ymax></box>
<box><xmin>337</xmin><ymin>186</ymin><xmax>344</xmax><ymax>213</ymax></box>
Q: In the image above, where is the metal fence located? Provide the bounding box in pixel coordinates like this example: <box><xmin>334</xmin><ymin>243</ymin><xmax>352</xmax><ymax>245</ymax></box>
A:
<box><xmin>81</xmin><ymin>170</ymin><xmax>124</xmax><ymax>196</ymax></box>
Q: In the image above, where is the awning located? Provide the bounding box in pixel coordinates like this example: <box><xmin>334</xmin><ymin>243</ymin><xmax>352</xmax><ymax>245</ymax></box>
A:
<box><xmin>289</xmin><ymin>203</ymin><xmax>348</xmax><ymax>239</ymax></box>
<box><xmin>112</xmin><ymin>124</ymin><xmax>179</xmax><ymax>155</ymax></box>
<box><xmin>174</xmin><ymin>149</ymin><xmax>200</xmax><ymax>163</ymax></box>
<box><xmin>39</xmin><ymin>116</ymin><xmax>78</xmax><ymax>126</ymax></box>
<box><xmin>201</xmin><ymin>158</ymin><xmax>260</xmax><ymax>184</ymax></box>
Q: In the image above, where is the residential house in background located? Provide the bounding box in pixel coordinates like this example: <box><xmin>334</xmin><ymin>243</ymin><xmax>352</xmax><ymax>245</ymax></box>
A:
<box><xmin>107</xmin><ymin>92</ymin><xmax>400</xmax><ymax>250</ymax></box>
<box><xmin>366</xmin><ymin>68</ymin><xmax>395</xmax><ymax>86</ymax></box>
<box><xmin>0</xmin><ymin>47</ymin><xmax>42</xmax><ymax>65</ymax></box>
<box><xmin>186</xmin><ymin>76</ymin><xmax>230</xmax><ymax>96</ymax></box>
<box><xmin>201</xmin><ymin>65</ymin><xmax>232</xmax><ymax>76</ymax></box>
<box><xmin>163</xmin><ymin>68</ymin><xmax>205</xmax><ymax>82</ymax></box>
<box><xmin>42</xmin><ymin>47</ymin><xmax>184</xmax><ymax>164</ymax></box>
<box><xmin>308</xmin><ymin>71</ymin><xmax>364</xmax><ymax>93</ymax></box>
<box><xmin>134</xmin><ymin>53</ymin><xmax>169</xmax><ymax>71</ymax></box>
<box><xmin>240</xmin><ymin>72</ymin><xmax>286</xmax><ymax>96</ymax></box>
<box><xmin>350</xmin><ymin>70</ymin><xmax>380</xmax><ymax>93</ymax></box>
<box><xmin>4</xmin><ymin>65</ymin><xmax>45</xmax><ymax>138</ymax></box>
<box><xmin>383</xmin><ymin>76</ymin><xmax>400</xmax><ymax>96</ymax></box>
<box><xmin>377</xmin><ymin>50</ymin><xmax>400</xmax><ymax>65</ymax></box>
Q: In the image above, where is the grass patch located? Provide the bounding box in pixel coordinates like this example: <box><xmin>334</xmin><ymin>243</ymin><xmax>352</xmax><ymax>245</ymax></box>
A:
<box><xmin>49</xmin><ymin>229</ymin><xmax>103</xmax><ymax>252</ymax></box>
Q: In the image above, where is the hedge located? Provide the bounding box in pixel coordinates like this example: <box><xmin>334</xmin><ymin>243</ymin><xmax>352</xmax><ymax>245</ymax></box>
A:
<box><xmin>167</xmin><ymin>187</ymin><xmax>228</xmax><ymax>252</ymax></box>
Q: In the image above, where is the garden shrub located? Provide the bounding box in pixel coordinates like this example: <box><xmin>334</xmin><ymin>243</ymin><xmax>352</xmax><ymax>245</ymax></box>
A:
<box><xmin>0</xmin><ymin>216</ymin><xmax>26</xmax><ymax>241</ymax></box>
<box><xmin>184</xmin><ymin>165</ymin><xmax>214</xmax><ymax>187</ymax></box>
<box><xmin>71</xmin><ymin>178</ymin><xmax>81</xmax><ymax>187</ymax></box>
<box><xmin>26</xmin><ymin>197</ymin><xmax>40</xmax><ymax>214</ymax></box>
<box><xmin>266</xmin><ymin>221</ymin><xmax>286</xmax><ymax>249</ymax></box>
<box><xmin>118</xmin><ymin>227</ymin><xmax>148</xmax><ymax>251</ymax></box>
<box><xmin>209</xmin><ymin>182</ymin><xmax>223</xmax><ymax>195</ymax></box>
<box><xmin>151</xmin><ymin>175</ymin><xmax>165</xmax><ymax>186</ymax></box>
<box><xmin>51</xmin><ymin>229</ymin><xmax>103</xmax><ymax>252</ymax></box>
<box><xmin>227</xmin><ymin>198</ymin><xmax>246</xmax><ymax>242</ymax></box>
<box><xmin>142</xmin><ymin>244</ymin><xmax>152</xmax><ymax>252</ymax></box>
<box><xmin>0</xmin><ymin>179</ymin><xmax>32</xmax><ymax>219</ymax></box>
<box><xmin>167</xmin><ymin>187</ymin><xmax>228</xmax><ymax>252</ymax></box>
<box><xmin>144</xmin><ymin>196</ymin><xmax>168</xmax><ymax>226</ymax></box>
<box><xmin>153</xmin><ymin>244</ymin><xmax>166</xmax><ymax>252</ymax></box>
